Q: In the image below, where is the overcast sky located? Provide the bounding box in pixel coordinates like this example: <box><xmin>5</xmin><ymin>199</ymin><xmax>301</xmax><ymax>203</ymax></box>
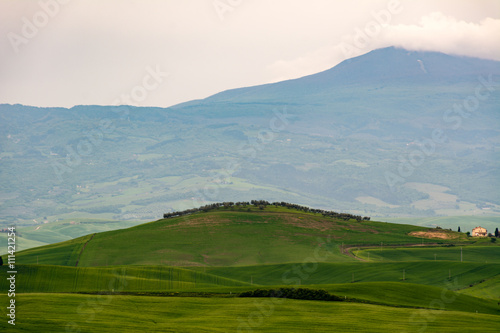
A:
<box><xmin>1</xmin><ymin>0</ymin><xmax>499</xmax><ymax>108</ymax></box>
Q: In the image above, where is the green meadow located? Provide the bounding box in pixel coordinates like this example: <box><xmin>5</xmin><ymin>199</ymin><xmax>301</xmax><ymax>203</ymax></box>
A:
<box><xmin>355</xmin><ymin>246</ymin><xmax>500</xmax><ymax>263</ymax></box>
<box><xmin>13</xmin><ymin>207</ymin><xmax>473</xmax><ymax>267</ymax></box>
<box><xmin>2</xmin><ymin>294</ymin><xmax>499</xmax><ymax>333</ymax></box>
<box><xmin>2</xmin><ymin>205</ymin><xmax>499</xmax><ymax>331</ymax></box>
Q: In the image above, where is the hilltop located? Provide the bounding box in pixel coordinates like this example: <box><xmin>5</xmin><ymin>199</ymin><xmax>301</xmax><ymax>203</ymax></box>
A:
<box><xmin>14</xmin><ymin>202</ymin><xmax>471</xmax><ymax>267</ymax></box>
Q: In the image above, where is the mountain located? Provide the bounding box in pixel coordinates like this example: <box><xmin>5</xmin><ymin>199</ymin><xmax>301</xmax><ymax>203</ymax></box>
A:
<box><xmin>0</xmin><ymin>47</ymin><xmax>499</xmax><ymax>233</ymax></box>
<box><xmin>199</xmin><ymin>46</ymin><xmax>500</xmax><ymax>103</ymax></box>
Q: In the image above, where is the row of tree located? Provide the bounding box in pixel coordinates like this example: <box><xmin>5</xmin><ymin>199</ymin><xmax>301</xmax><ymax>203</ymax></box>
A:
<box><xmin>163</xmin><ymin>200</ymin><xmax>370</xmax><ymax>221</ymax></box>
<box><xmin>239</xmin><ymin>287</ymin><xmax>344</xmax><ymax>302</ymax></box>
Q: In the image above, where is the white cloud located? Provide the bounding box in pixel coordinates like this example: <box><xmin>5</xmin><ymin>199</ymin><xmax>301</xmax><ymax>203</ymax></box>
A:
<box><xmin>266</xmin><ymin>12</ymin><xmax>500</xmax><ymax>83</ymax></box>
<box><xmin>383</xmin><ymin>12</ymin><xmax>500</xmax><ymax>60</ymax></box>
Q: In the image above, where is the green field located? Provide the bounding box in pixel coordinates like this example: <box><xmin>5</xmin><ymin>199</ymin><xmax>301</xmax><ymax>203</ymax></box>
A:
<box><xmin>381</xmin><ymin>216</ymin><xmax>500</xmax><ymax>236</ymax></box>
<box><xmin>2</xmin><ymin>205</ymin><xmax>499</xmax><ymax>331</ymax></box>
<box><xmin>0</xmin><ymin>218</ymin><xmax>144</xmax><ymax>252</ymax></box>
<box><xmin>355</xmin><ymin>245</ymin><xmax>500</xmax><ymax>263</ymax></box>
<box><xmin>458</xmin><ymin>275</ymin><xmax>500</xmax><ymax>300</ymax></box>
<box><xmin>1</xmin><ymin>294</ymin><xmax>499</xmax><ymax>332</ymax></box>
<box><xmin>1</xmin><ymin>264</ymin><xmax>499</xmax><ymax>316</ymax></box>
<box><xmin>11</xmin><ymin>207</ymin><xmax>473</xmax><ymax>267</ymax></box>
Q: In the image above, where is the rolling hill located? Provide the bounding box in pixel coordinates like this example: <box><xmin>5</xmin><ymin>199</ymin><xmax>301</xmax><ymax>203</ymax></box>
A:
<box><xmin>2</xmin><ymin>204</ymin><xmax>499</xmax><ymax>331</ymax></box>
<box><xmin>12</xmin><ymin>204</ymin><xmax>469</xmax><ymax>267</ymax></box>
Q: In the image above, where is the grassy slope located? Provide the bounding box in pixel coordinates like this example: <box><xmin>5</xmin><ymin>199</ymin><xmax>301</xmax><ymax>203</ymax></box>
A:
<box><xmin>1</xmin><ymin>264</ymin><xmax>497</xmax><ymax>316</ymax></box>
<box><xmin>381</xmin><ymin>216</ymin><xmax>500</xmax><ymax>235</ymax></box>
<box><xmin>1</xmin><ymin>294</ymin><xmax>499</xmax><ymax>333</ymax></box>
<box><xmin>0</xmin><ymin>219</ymin><xmax>145</xmax><ymax>252</ymax></box>
<box><xmin>11</xmin><ymin>207</ymin><xmax>468</xmax><ymax>267</ymax></box>
<box><xmin>356</xmin><ymin>245</ymin><xmax>500</xmax><ymax>262</ymax></box>
<box><xmin>2</xmin><ymin>262</ymin><xmax>499</xmax><ymax>314</ymax></box>
<box><xmin>200</xmin><ymin>262</ymin><xmax>500</xmax><ymax>290</ymax></box>
<box><xmin>10</xmin><ymin>233</ymin><xmax>94</xmax><ymax>267</ymax></box>
<box><xmin>0</xmin><ymin>265</ymin><xmax>249</xmax><ymax>293</ymax></box>
<box><xmin>458</xmin><ymin>275</ymin><xmax>500</xmax><ymax>300</ymax></box>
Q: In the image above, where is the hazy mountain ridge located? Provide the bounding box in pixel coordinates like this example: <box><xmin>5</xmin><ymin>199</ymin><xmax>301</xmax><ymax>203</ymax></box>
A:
<box><xmin>199</xmin><ymin>47</ymin><xmax>500</xmax><ymax>104</ymax></box>
<box><xmin>1</xmin><ymin>47</ymin><xmax>499</xmax><ymax>227</ymax></box>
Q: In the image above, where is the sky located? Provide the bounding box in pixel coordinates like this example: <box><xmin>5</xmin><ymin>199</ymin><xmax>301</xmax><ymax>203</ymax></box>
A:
<box><xmin>0</xmin><ymin>0</ymin><xmax>499</xmax><ymax>108</ymax></box>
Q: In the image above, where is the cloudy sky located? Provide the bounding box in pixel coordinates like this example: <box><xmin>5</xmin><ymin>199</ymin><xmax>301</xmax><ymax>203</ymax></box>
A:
<box><xmin>1</xmin><ymin>0</ymin><xmax>499</xmax><ymax>108</ymax></box>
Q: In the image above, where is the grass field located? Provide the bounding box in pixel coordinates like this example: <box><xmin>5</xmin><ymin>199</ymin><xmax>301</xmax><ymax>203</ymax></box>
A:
<box><xmin>1</xmin><ymin>264</ymin><xmax>498</xmax><ymax>316</ymax></box>
<box><xmin>199</xmin><ymin>262</ymin><xmax>500</xmax><ymax>290</ymax></box>
<box><xmin>2</xmin><ymin>262</ymin><xmax>499</xmax><ymax>304</ymax></box>
<box><xmin>0</xmin><ymin>218</ymin><xmax>144</xmax><ymax>252</ymax></box>
<box><xmin>0</xmin><ymin>265</ymin><xmax>249</xmax><ymax>293</ymax></box>
<box><xmin>381</xmin><ymin>216</ymin><xmax>500</xmax><ymax>235</ymax></box>
<box><xmin>355</xmin><ymin>245</ymin><xmax>500</xmax><ymax>263</ymax></box>
<box><xmin>10</xmin><ymin>207</ymin><xmax>472</xmax><ymax>267</ymax></box>
<box><xmin>458</xmin><ymin>275</ymin><xmax>500</xmax><ymax>300</ymax></box>
<box><xmin>1</xmin><ymin>294</ymin><xmax>499</xmax><ymax>332</ymax></box>
<box><xmin>2</xmin><ymin>206</ymin><xmax>499</xmax><ymax>331</ymax></box>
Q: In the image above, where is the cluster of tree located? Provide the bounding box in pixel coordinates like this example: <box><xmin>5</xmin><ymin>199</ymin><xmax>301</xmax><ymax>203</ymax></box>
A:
<box><xmin>239</xmin><ymin>287</ymin><xmax>344</xmax><ymax>302</ymax></box>
<box><xmin>162</xmin><ymin>202</ymin><xmax>245</xmax><ymax>219</ymax></box>
<box><xmin>270</xmin><ymin>201</ymin><xmax>370</xmax><ymax>221</ymax></box>
<box><xmin>163</xmin><ymin>200</ymin><xmax>370</xmax><ymax>221</ymax></box>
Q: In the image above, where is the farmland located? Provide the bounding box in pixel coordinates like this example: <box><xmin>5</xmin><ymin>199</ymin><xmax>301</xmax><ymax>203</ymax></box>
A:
<box><xmin>1</xmin><ymin>294</ymin><xmax>499</xmax><ymax>332</ymax></box>
<box><xmin>1</xmin><ymin>205</ymin><xmax>499</xmax><ymax>331</ymax></box>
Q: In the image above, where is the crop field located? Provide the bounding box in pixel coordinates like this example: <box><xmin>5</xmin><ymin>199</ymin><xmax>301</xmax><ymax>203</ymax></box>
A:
<box><xmin>1</xmin><ymin>294</ymin><xmax>499</xmax><ymax>332</ymax></box>
<box><xmin>12</xmin><ymin>207</ymin><xmax>473</xmax><ymax>267</ymax></box>
<box><xmin>2</xmin><ymin>206</ymin><xmax>499</xmax><ymax>332</ymax></box>
<box><xmin>355</xmin><ymin>245</ymin><xmax>500</xmax><ymax>263</ymax></box>
<box><xmin>458</xmin><ymin>275</ymin><xmax>500</xmax><ymax>300</ymax></box>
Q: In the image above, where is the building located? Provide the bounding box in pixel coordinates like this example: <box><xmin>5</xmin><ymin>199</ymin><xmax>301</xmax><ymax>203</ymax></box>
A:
<box><xmin>472</xmin><ymin>226</ymin><xmax>487</xmax><ymax>237</ymax></box>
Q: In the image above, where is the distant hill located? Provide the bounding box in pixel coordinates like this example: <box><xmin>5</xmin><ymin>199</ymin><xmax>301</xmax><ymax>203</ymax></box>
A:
<box><xmin>1</xmin><ymin>47</ymin><xmax>499</xmax><ymax>228</ymax></box>
<box><xmin>13</xmin><ymin>204</ymin><xmax>468</xmax><ymax>267</ymax></box>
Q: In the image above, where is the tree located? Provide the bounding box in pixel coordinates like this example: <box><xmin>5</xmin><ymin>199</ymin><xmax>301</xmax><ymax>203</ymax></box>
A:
<box><xmin>458</xmin><ymin>226</ymin><xmax>461</xmax><ymax>232</ymax></box>
<box><xmin>0</xmin><ymin>256</ymin><xmax>3</xmax><ymax>266</ymax></box>
<box><xmin>466</xmin><ymin>231</ymin><xmax>470</xmax><ymax>237</ymax></box>
<box><xmin>495</xmin><ymin>228</ymin><xmax>499</xmax><ymax>238</ymax></box>
<box><xmin>491</xmin><ymin>238</ymin><xmax>497</xmax><ymax>243</ymax></box>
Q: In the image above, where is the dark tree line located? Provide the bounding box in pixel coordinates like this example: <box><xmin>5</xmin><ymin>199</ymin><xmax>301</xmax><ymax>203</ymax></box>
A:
<box><xmin>239</xmin><ymin>287</ymin><xmax>344</xmax><ymax>302</ymax></box>
<box><xmin>163</xmin><ymin>200</ymin><xmax>370</xmax><ymax>221</ymax></box>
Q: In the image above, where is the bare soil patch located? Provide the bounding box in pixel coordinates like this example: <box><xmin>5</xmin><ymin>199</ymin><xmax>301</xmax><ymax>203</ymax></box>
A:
<box><xmin>409</xmin><ymin>230</ymin><xmax>459</xmax><ymax>240</ymax></box>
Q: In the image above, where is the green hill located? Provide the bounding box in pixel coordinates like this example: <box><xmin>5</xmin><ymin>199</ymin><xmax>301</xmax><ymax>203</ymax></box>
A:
<box><xmin>2</xmin><ymin>204</ymin><xmax>500</xmax><ymax>332</ymax></box>
<box><xmin>458</xmin><ymin>274</ymin><xmax>500</xmax><ymax>300</ymax></box>
<box><xmin>0</xmin><ymin>218</ymin><xmax>144</xmax><ymax>252</ymax></box>
<box><xmin>12</xmin><ymin>205</ymin><xmax>469</xmax><ymax>267</ymax></box>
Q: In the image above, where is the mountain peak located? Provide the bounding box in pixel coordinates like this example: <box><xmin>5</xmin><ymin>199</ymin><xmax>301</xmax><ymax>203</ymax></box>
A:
<box><xmin>203</xmin><ymin>47</ymin><xmax>500</xmax><ymax>103</ymax></box>
<box><xmin>317</xmin><ymin>46</ymin><xmax>499</xmax><ymax>83</ymax></box>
